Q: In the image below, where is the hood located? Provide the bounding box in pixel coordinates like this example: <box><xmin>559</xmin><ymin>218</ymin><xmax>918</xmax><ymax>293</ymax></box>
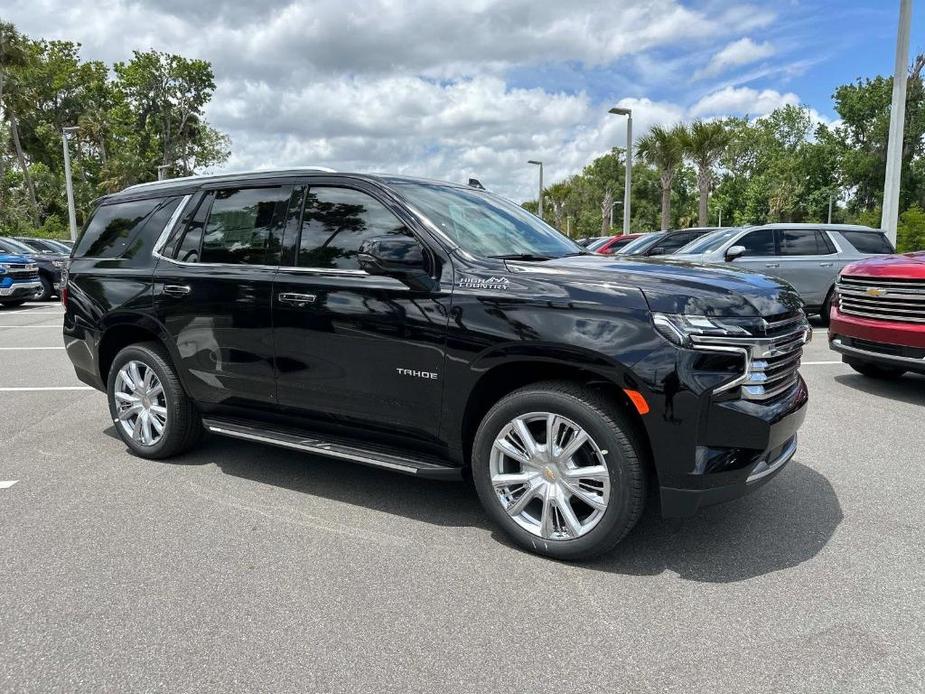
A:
<box><xmin>841</xmin><ymin>251</ymin><xmax>925</xmax><ymax>280</ymax></box>
<box><xmin>0</xmin><ymin>253</ymin><xmax>33</xmax><ymax>265</ymax></box>
<box><xmin>513</xmin><ymin>254</ymin><xmax>803</xmax><ymax>317</ymax></box>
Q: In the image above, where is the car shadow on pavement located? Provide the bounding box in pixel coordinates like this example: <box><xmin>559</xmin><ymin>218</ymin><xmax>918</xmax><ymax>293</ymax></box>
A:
<box><xmin>834</xmin><ymin>372</ymin><xmax>925</xmax><ymax>406</ymax></box>
<box><xmin>583</xmin><ymin>461</ymin><xmax>842</xmax><ymax>583</ymax></box>
<box><xmin>197</xmin><ymin>436</ymin><xmax>841</xmax><ymax>583</ymax></box>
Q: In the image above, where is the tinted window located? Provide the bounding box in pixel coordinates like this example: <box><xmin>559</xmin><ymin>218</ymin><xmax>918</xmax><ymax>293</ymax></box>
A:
<box><xmin>75</xmin><ymin>198</ymin><xmax>165</xmax><ymax>258</ymax></box>
<box><xmin>298</xmin><ymin>187</ymin><xmax>409</xmax><ymax>269</ymax></box>
<box><xmin>738</xmin><ymin>230</ymin><xmax>777</xmax><ymax>256</ymax></box>
<box><xmin>121</xmin><ymin>198</ymin><xmax>182</xmax><ymax>264</ymax></box>
<box><xmin>648</xmin><ymin>231</ymin><xmax>698</xmax><ymax>256</ymax></box>
<box><xmin>200</xmin><ymin>187</ymin><xmax>290</xmax><ymax>265</ymax></box>
<box><xmin>618</xmin><ymin>232</ymin><xmax>665</xmax><ymax>255</ymax></box>
<box><xmin>778</xmin><ymin>229</ymin><xmax>835</xmax><ymax>256</ymax></box>
<box><xmin>841</xmin><ymin>230</ymin><xmax>895</xmax><ymax>254</ymax></box>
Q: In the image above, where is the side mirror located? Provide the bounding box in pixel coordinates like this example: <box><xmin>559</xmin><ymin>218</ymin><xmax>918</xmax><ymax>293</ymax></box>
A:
<box><xmin>357</xmin><ymin>235</ymin><xmax>433</xmax><ymax>290</ymax></box>
<box><xmin>725</xmin><ymin>245</ymin><xmax>746</xmax><ymax>262</ymax></box>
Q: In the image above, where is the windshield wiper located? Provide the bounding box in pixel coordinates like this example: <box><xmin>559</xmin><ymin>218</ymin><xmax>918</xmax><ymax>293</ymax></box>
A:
<box><xmin>489</xmin><ymin>253</ymin><xmax>552</xmax><ymax>261</ymax></box>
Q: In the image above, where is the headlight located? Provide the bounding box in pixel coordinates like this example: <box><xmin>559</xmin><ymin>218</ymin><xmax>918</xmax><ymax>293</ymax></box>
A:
<box><xmin>652</xmin><ymin>313</ymin><xmax>752</xmax><ymax>347</ymax></box>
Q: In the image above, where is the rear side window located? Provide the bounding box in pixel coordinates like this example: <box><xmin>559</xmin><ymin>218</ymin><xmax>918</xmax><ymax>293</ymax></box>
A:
<box><xmin>840</xmin><ymin>230</ymin><xmax>894</xmax><ymax>254</ymax></box>
<box><xmin>75</xmin><ymin>198</ymin><xmax>166</xmax><ymax>258</ymax></box>
<box><xmin>778</xmin><ymin>229</ymin><xmax>836</xmax><ymax>256</ymax></box>
<box><xmin>199</xmin><ymin>187</ymin><xmax>291</xmax><ymax>265</ymax></box>
<box><xmin>738</xmin><ymin>230</ymin><xmax>777</xmax><ymax>256</ymax></box>
<box><xmin>297</xmin><ymin>187</ymin><xmax>410</xmax><ymax>269</ymax></box>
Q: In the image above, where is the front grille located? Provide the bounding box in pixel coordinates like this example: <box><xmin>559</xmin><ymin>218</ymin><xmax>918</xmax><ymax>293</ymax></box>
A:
<box><xmin>6</xmin><ymin>264</ymin><xmax>38</xmax><ymax>281</ymax></box>
<box><xmin>691</xmin><ymin>311</ymin><xmax>809</xmax><ymax>402</ymax></box>
<box><xmin>838</xmin><ymin>275</ymin><xmax>925</xmax><ymax>324</ymax></box>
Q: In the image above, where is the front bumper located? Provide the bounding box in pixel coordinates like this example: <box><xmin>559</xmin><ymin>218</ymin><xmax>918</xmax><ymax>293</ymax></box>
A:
<box><xmin>0</xmin><ymin>280</ymin><xmax>42</xmax><ymax>299</ymax></box>
<box><xmin>829</xmin><ymin>307</ymin><xmax>925</xmax><ymax>374</ymax></box>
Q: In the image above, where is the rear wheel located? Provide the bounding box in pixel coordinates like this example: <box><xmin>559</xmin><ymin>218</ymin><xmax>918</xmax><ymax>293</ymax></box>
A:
<box><xmin>472</xmin><ymin>381</ymin><xmax>646</xmax><ymax>561</ymax></box>
<box><xmin>819</xmin><ymin>287</ymin><xmax>835</xmax><ymax>326</ymax></box>
<box><xmin>847</xmin><ymin>359</ymin><xmax>906</xmax><ymax>380</ymax></box>
<box><xmin>107</xmin><ymin>342</ymin><xmax>203</xmax><ymax>459</ymax></box>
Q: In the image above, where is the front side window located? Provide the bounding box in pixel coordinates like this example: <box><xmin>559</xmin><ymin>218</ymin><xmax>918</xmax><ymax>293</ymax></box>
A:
<box><xmin>390</xmin><ymin>181</ymin><xmax>580</xmax><ymax>259</ymax></box>
<box><xmin>298</xmin><ymin>187</ymin><xmax>411</xmax><ymax>269</ymax></box>
<box><xmin>738</xmin><ymin>230</ymin><xmax>777</xmax><ymax>256</ymax></box>
<box><xmin>778</xmin><ymin>229</ymin><xmax>834</xmax><ymax>256</ymax></box>
<box><xmin>200</xmin><ymin>187</ymin><xmax>291</xmax><ymax>265</ymax></box>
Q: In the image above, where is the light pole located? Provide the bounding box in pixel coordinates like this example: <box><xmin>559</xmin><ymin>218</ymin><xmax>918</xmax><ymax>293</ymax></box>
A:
<box><xmin>882</xmin><ymin>0</ymin><xmax>913</xmax><ymax>245</ymax></box>
<box><xmin>609</xmin><ymin>106</ymin><xmax>633</xmax><ymax>235</ymax></box>
<box><xmin>62</xmin><ymin>126</ymin><xmax>80</xmax><ymax>242</ymax></box>
<box><xmin>528</xmin><ymin>160</ymin><xmax>543</xmax><ymax>219</ymax></box>
<box><xmin>157</xmin><ymin>164</ymin><xmax>171</xmax><ymax>181</ymax></box>
<box><xmin>611</xmin><ymin>200</ymin><xmax>623</xmax><ymax>230</ymax></box>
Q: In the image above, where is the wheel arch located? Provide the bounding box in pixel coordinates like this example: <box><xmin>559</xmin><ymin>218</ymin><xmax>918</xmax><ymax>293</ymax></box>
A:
<box><xmin>97</xmin><ymin>314</ymin><xmax>179</xmax><ymax>388</ymax></box>
<box><xmin>458</xmin><ymin>358</ymin><xmax>654</xmax><ymax>481</ymax></box>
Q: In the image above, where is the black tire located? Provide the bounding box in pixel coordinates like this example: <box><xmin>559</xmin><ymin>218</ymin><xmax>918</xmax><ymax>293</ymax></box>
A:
<box><xmin>472</xmin><ymin>381</ymin><xmax>647</xmax><ymax>561</ymax></box>
<box><xmin>846</xmin><ymin>359</ymin><xmax>906</xmax><ymax>380</ymax></box>
<box><xmin>106</xmin><ymin>341</ymin><xmax>203</xmax><ymax>459</ymax></box>
<box><xmin>37</xmin><ymin>275</ymin><xmax>54</xmax><ymax>302</ymax></box>
<box><xmin>0</xmin><ymin>300</ymin><xmax>26</xmax><ymax>308</ymax></box>
<box><xmin>818</xmin><ymin>287</ymin><xmax>835</xmax><ymax>326</ymax></box>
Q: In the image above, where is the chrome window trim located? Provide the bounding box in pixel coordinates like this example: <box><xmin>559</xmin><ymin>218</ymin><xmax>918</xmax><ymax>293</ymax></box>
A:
<box><xmin>151</xmin><ymin>194</ymin><xmax>194</xmax><ymax>262</ymax></box>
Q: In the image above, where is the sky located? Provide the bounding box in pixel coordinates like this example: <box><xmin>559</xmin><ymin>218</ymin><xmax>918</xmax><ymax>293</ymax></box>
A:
<box><xmin>5</xmin><ymin>0</ymin><xmax>924</xmax><ymax>201</ymax></box>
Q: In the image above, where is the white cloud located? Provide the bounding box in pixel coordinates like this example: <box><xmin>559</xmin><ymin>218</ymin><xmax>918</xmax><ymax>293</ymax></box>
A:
<box><xmin>690</xmin><ymin>86</ymin><xmax>800</xmax><ymax>117</ymax></box>
<box><xmin>5</xmin><ymin>0</ymin><xmax>792</xmax><ymax>200</ymax></box>
<box><xmin>696</xmin><ymin>37</ymin><xmax>775</xmax><ymax>79</ymax></box>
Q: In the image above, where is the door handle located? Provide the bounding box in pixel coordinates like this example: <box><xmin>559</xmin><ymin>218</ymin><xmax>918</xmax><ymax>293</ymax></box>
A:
<box><xmin>818</xmin><ymin>262</ymin><xmax>834</xmax><ymax>267</ymax></box>
<box><xmin>278</xmin><ymin>292</ymin><xmax>316</xmax><ymax>306</ymax></box>
<box><xmin>163</xmin><ymin>284</ymin><xmax>191</xmax><ymax>297</ymax></box>
<box><xmin>764</xmin><ymin>263</ymin><xmax>780</xmax><ymax>268</ymax></box>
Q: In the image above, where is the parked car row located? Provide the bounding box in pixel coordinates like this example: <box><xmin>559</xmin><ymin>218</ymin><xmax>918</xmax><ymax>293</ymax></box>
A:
<box><xmin>0</xmin><ymin>236</ymin><xmax>69</xmax><ymax>303</ymax></box>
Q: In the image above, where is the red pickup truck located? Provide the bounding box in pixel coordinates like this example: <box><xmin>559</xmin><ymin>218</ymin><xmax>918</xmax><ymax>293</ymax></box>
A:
<box><xmin>829</xmin><ymin>251</ymin><xmax>925</xmax><ymax>378</ymax></box>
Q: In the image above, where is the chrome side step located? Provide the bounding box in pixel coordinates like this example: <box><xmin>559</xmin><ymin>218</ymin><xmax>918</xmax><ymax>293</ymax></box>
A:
<box><xmin>202</xmin><ymin>418</ymin><xmax>462</xmax><ymax>480</ymax></box>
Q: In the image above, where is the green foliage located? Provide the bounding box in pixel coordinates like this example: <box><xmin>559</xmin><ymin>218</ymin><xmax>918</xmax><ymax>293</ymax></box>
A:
<box><xmin>897</xmin><ymin>205</ymin><xmax>925</xmax><ymax>252</ymax></box>
<box><xmin>0</xmin><ymin>20</ymin><xmax>230</xmax><ymax>236</ymax></box>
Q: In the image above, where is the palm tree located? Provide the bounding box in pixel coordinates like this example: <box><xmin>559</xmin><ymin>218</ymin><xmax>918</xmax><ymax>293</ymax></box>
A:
<box><xmin>682</xmin><ymin>120</ymin><xmax>731</xmax><ymax>226</ymax></box>
<box><xmin>636</xmin><ymin>124</ymin><xmax>686</xmax><ymax>230</ymax></box>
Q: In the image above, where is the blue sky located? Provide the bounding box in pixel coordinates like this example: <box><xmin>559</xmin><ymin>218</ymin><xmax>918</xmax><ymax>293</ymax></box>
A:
<box><xmin>6</xmin><ymin>0</ymin><xmax>922</xmax><ymax>199</ymax></box>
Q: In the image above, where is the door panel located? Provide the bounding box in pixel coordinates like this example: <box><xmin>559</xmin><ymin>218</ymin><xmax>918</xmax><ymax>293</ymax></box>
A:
<box><xmin>152</xmin><ymin>185</ymin><xmax>291</xmax><ymax>406</ymax></box>
<box><xmin>272</xmin><ymin>182</ymin><xmax>450</xmax><ymax>440</ymax></box>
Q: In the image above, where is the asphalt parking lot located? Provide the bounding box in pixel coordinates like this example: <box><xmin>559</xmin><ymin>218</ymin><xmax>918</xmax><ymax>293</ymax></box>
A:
<box><xmin>0</xmin><ymin>301</ymin><xmax>923</xmax><ymax>693</ymax></box>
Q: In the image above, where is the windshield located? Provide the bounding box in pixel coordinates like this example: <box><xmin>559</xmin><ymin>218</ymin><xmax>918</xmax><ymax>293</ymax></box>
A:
<box><xmin>390</xmin><ymin>181</ymin><xmax>582</xmax><ymax>259</ymax></box>
<box><xmin>587</xmin><ymin>237</ymin><xmax>611</xmax><ymax>251</ymax></box>
<box><xmin>616</xmin><ymin>232</ymin><xmax>664</xmax><ymax>255</ymax></box>
<box><xmin>0</xmin><ymin>237</ymin><xmax>35</xmax><ymax>255</ymax></box>
<box><xmin>677</xmin><ymin>227</ymin><xmax>741</xmax><ymax>254</ymax></box>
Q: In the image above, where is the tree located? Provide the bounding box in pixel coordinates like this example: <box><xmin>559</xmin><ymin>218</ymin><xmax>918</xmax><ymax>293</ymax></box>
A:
<box><xmin>0</xmin><ymin>21</ymin><xmax>38</xmax><ymax>226</ymax></box>
<box><xmin>636</xmin><ymin>124</ymin><xmax>685</xmax><ymax>230</ymax></box>
<box><xmin>681</xmin><ymin>120</ymin><xmax>730</xmax><ymax>226</ymax></box>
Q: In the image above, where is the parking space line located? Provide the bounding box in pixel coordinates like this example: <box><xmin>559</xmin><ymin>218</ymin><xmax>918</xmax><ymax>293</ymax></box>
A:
<box><xmin>802</xmin><ymin>361</ymin><xmax>844</xmax><ymax>365</ymax></box>
<box><xmin>0</xmin><ymin>480</ymin><xmax>18</xmax><ymax>489</ymax></box>
<box><xmin>0</xmin><ymin>386</ymin><xmax>93</xmax><ymax>391</ymax></box>
<box><xmin>0</xmin><ymin>325</ymin><xmax>63</xmax><ymax>328</ymax></box>
<box><xmin>0</xmin><ymin>347</ymin><xmax>66</xmax><ymax>350</ymax></box>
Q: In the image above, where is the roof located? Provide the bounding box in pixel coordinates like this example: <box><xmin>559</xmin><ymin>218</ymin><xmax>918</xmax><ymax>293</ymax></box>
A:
<box><xmin>745</xmin><ymin>223</ymin><xmax>879</xmax><ymax>232</ymax></box>
<box><xmin>113</xmin><ymin>168</ymin><xmax>471</xmax><ymax>199</ymax></box>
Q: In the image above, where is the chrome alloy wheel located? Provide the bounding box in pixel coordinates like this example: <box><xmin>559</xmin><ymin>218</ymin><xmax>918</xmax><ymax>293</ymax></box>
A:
<box><xmin>489</xmin><ymin>412</ymin><xmax>611</xmax><ymax>540</ymax></box>
<box><xmin>114</xmin><ymin>360</ymin><xmax>167</xmax><ymax>447</ymax></box>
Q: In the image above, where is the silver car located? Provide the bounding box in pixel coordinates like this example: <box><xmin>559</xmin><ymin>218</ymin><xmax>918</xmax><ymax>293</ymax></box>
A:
<box><xmin>672</xmin><ymin>224</ymin><xmax>895</xmax><ymax>318</ymax></box>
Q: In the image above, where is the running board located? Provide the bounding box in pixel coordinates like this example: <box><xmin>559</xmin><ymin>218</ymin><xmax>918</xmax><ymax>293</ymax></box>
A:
<box><xmin>202</xmin><ymin>418</ymin><xmax>462</xmax><ymax>480</ymax></box>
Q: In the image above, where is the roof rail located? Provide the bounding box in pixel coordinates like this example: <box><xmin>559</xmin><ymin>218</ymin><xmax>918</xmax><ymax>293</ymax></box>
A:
<box><xmin>121</xmin><ymin>166</ymin><xmax>337</xmax><ymax>192</ymax></box>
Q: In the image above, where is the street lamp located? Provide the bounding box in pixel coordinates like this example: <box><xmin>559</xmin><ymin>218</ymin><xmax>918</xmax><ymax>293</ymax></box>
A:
<box><xmin>62</xmin><ymin>126</ymin><xmax>80</xmax><ymax>242</ymax></box>
<box><xmin>881</xmin><ymin>0</ymin><xmax>912</xmax><ymax>245</ymax></box>
<box><xmin>611</xmin><ymin>199</ymin><xmax>623</xmax><ymax>229</ymax></box>
<box><xmin>528</xmin><ymin>160</ymin><xmax>543</xmax><ymax>219</ymax></box>
<box><xmin>609</xmin><ymin>106</ymin><xmax>633</xmax><ymax>235</ymax></box>
<box><xmin>157</xmin><ymin>164</ymin><xmax>172</xmax><ymax>181</ymax></box>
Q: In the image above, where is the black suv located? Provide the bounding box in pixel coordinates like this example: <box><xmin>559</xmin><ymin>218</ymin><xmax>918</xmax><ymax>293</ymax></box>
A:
<box><xmin>64</xmin><ymin>170</ymin><xmax>809</xmax><ymax>559</ymax></box>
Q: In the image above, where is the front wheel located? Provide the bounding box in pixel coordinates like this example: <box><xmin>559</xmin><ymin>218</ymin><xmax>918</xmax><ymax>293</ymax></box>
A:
<box><xmin>847</xmin><ymin>359</ymin><xmax>906</xmax><ymax>380</ymax></box>
<box><xmin>107</xmin><ymin>342</ymin><xmax>203</xmax><ymax>459</ymax></box>
<box><xmin>472</xmin><ymin>381</ymin><xmax>647</xmax><ymax>561</ymax></box>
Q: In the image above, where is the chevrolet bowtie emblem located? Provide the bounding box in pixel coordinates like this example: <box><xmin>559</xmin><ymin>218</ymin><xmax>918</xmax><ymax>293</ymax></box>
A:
<box><xmin>865</xmin><ymin>287</ymin><xmax>888</xmax><ymax>297</ymax></box>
